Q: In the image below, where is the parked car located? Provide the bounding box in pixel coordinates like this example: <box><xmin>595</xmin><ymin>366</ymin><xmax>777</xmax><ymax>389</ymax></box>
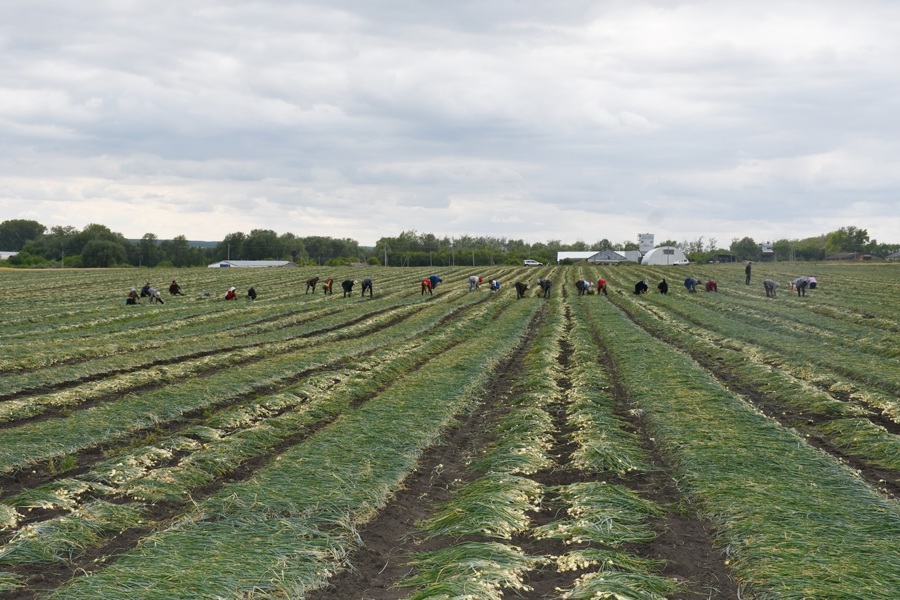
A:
<box><xmin>523</xmin><ymin>259</ymin><xmax>543</xmax><ymax>267</ymax></box>
<box><xmin>673</xmin><ymin>258</ymin><xmax>690</xmax><ymax>265</ymax></box>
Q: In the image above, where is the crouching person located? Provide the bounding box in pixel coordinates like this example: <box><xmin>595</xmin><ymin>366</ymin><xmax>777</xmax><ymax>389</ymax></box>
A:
<box><xmin>514</xmin><ymin>281</ymin><xmax>530</xmax><ymax>299</ymax></box>
<box><xmin>341</xmin><ymin>279</ymin><xmax>356</xmax><ymax>297</ymax></box>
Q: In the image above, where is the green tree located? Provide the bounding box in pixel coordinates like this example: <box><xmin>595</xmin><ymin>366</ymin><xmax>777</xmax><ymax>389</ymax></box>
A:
<box><xmin>0</xmin><ymin>219</ymin><xmax>46</xmax><ymax>250</ymax></box>
<box><xmin>81</xmin><ymin>239</ymin><xmax>127</xmax><ymax>267</ymax></box>
<box><xmin>244</xmin><ymin>229</ymin><xmax>282</xmax><ymax>260</ymax></box>
<box><xmin>730</xmin><ymin>237</ymin><xmax>761</xmax><ymax>261</ymax></box>
<box><xmin>824</xmin><ymin>226</ymin><xmax>869</xmax><ymax>256</ymax></box>
<box><xmin>160</xmin><ymin>235</ymin><xmax>195</xmax><ymax>267</ymax></box>
<box><xmin>139</xmin><ymin>233</ymin><xmax>162</xmax><ymax>267</ymax></box>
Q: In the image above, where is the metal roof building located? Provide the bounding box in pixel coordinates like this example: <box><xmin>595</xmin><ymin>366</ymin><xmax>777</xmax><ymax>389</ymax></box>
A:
<box><xmin>208</xmin><ymin>260</ymin><xmax>296</xmax><ymax>268</ymax></box>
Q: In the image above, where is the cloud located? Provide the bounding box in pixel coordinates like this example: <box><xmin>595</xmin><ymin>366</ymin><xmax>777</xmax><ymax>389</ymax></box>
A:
<box><xmin>1</xmin><ymin>0</ymin><xmax>899</xmax><ymax>247</ymax></box>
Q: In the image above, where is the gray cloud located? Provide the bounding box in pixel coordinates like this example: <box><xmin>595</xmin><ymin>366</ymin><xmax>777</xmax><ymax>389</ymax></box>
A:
<box><xmin>1</xmin><ymin>0</ymin><xmax>899</xmax><ymax>246</ymax></box>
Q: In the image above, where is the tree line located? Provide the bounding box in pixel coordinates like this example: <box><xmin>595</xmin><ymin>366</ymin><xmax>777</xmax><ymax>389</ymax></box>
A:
<box><xmin>0</xmin><ymin>220</ymin><xmax>896</xmax><ymax>269</ymax></box>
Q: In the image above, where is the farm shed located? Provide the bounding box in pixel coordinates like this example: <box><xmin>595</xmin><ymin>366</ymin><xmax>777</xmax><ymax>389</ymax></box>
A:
<box><xmin>641</xmin><ymin>246</ymin><xmax>689</xmax><ymax>265</ymax></box>
<box><xmin>887</xmin><ymin>251</ymin><xmax>900</xmax><ymax>261</ymax></box>
<box><xmin>208</xmin><ymin>260</ymin><xmax>296</xmax><ymax>268</ymax></box>
<box><xmin>557</xmin><ymin>251</ymin><xmax>601</xmax><ymax>264</ymax></box>
<box><xmin>586</xmin><ymin>249</ymin><xmax>627</xmax><ymax>265</ymax></box>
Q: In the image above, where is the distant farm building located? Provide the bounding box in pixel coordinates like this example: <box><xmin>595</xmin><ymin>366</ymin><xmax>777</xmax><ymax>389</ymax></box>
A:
<box><xmin>587</xmin><ymin>249</ymin><xmax>628</xmax><ymax>265</ymax></box>
<box><xmin>208</xmin><ymin>260</ymin><xmax>296</xmax><ymax>268</ymax></box>
<box><xmin>557</xmin><ymin>251</ymin><xmax>602</xmax><ymax>263</ymax></box>
<box><xmin>637</xmin><ymin>233</ymin><xmax>655</xmax><ymax>253</ymax></box>
<box><xmin>886</xmin><ymin>251</ymin><xmax>900</xmax><ymax>261</ymax></box>
<box><xmin>640</xmin><ymin>246</ymin><xmax>689</xmax><ymax>266</ymax></box>
<box><xmin>711</xmin><ymin>253</ymin><xmax>736</xmax><ymax>263</ymax></box>
<box><xmin>825</xmin><ymin>253</ymin><xmax>876</xmax><ymax>262</ymax></box>
<box><xmin>556</xmin><ymin>250</ymin><xmax>630</xmax><ymax>265</ymax></box>
<box><xmin>759</xmin><ymin>242</ymin><xmax>775</xmax><ymax>261</ymax></box>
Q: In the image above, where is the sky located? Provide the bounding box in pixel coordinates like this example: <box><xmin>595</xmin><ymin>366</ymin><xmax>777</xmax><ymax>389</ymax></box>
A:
<box><xmin>2</xmin><ymin>1</ymin><xmax>899</xmax><ymax>247</ymax></box>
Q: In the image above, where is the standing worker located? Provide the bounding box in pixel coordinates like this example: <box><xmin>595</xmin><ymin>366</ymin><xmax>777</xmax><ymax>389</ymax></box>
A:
<box><xmin>361</xmin><ymin>278</ymin><xmax>373</xmax><ymax>298</ymax></box>
<box><xmin>745</xmin><ymin>261</ymin><xmax>752</xmax><ymax>285</ymax></box>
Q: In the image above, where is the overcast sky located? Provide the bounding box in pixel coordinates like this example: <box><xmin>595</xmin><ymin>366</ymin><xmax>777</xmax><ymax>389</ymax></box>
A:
<box><xmin>2</xmin><ymin>1</ymin><xmax>899</xmax><ymax>247</ymax></box>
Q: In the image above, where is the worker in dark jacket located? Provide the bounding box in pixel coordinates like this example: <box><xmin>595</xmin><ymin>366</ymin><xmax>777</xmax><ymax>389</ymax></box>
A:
<box><xmin>514</xmin><ymin>281</ymin><xmax>530</xmax><ymax>299</ymax></box>
<box><xmin>429</xmin><ymin>274</ymin><xmax>442</xmax><ymax>291</ymax></box>
<box><xmin>634</xmin><ymin>279</ymin><xmax>649</xmax><ymax>294</ymax></box>
<box><xmin>575</xmin><ymin>279</ymin><xmax>588</xmax><ymax>296</ymax></box>
<box><xmin>305</xmin><ymin>277</ymin><xmax>320</xmax><ymax>294</ymax></box>
<box><xmin>537</xmin><ymin>278</ymin><xmax>552</xmax><ymax>299</ymax></box>
<box><xmin>361</xmin><ymin>278</ymin><xmax>373</xmax><ymax>298</ymax></box>
<box><xmin>341</xmin><ymin>279</ymin><xmax>355</xmax><ymax>297</ymax></box>
<box><xmin>169</xmin><ymin>280</ymin><xmax>183</xmax><ymax>296</ymax></box>
<box><xmin>247</xmin><ymin>287</ymin><xmax>257</xmax><ymax>300</ymax></box>
<box><xmin>657</xmin><ymin>279</ymin><xmax>668</xmax><ymax>294</ymax></box>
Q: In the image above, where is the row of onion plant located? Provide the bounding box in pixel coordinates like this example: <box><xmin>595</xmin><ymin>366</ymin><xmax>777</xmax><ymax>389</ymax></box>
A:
<box><xmin>605</xmin><ymin>288</ymin><xmax>900</xmax><ymax>475</ymax></box>
<box><xmin>0</xmin><ymin>292</ymin><xmax>508</xmax><ymax>581</ymax></box>
<box><xmin>44</xmin><ymin>295</ymin><xmax>541</xmax><ymax>599</ymax></box>
<box><xmin>582</xmin><ymin>297</ymin><xmax>900</xmax><ymax>599</ymax></box>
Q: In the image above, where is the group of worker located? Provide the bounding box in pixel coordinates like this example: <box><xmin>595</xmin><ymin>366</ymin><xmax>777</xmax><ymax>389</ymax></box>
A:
<box><xmin>304</xmin><ymin>276</ymin><xmax>374</xmax><ymax>298</ymax></box>
<box><xmin>127</xmin><ymin>267</ymin><xmax>821</xmax><ymax>306</ymax></box>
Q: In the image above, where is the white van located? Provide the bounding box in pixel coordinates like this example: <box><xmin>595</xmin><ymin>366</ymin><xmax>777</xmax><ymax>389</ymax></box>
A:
<box><xmin>523</xmin><ymin>259</ymin><xmax>543</xmax><ymax>267</ymax></box>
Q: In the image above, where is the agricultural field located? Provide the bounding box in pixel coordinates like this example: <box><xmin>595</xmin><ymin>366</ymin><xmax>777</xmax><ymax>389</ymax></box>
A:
<box><xmin>0</xmin><ymin>262</ymin><xmax>898</xmax><ymax>600</ymax></box>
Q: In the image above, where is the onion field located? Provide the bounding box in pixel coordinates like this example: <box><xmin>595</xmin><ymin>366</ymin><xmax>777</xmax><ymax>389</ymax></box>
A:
<box><xmin>0</xmin><ymin>263</ymin><xmax>898</xmax><ymax>600</ymax></box>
